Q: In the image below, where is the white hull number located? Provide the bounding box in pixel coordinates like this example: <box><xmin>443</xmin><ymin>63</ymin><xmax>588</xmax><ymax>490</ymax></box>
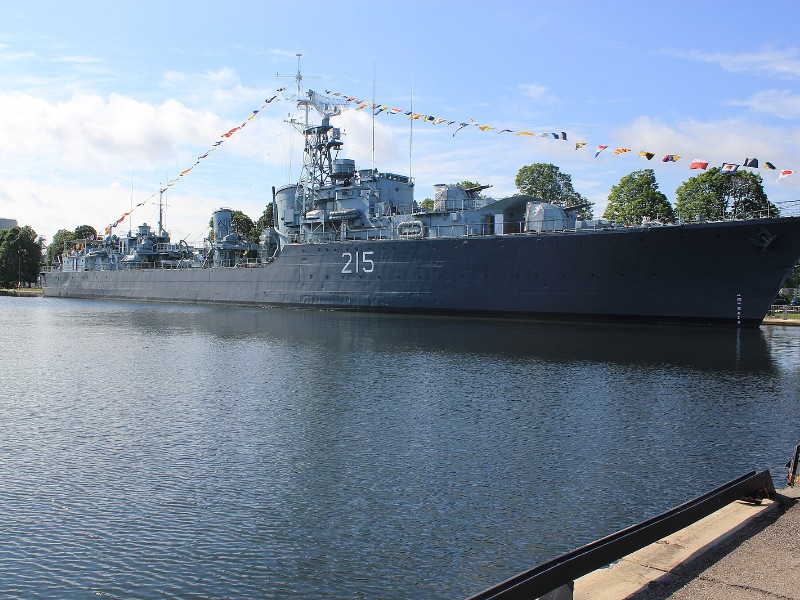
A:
<box><xmin>341</xmin><ymin>251</ymin><xmax>375</xmax><ymax>274</ymax></box>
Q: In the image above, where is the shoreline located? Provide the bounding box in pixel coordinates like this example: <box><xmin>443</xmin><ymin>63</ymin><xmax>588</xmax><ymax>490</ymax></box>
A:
<box><xmin>762</xmin><ymin>316</ymin><xmax>800</xmax><ymax>326</ymax></box>
<box><xmin>0</xmin><ymin>288</ymin><xmax>42</xmax><ymax>297</ymax></box>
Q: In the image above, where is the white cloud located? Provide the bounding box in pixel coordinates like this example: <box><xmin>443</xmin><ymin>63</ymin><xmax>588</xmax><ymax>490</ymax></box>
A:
<box><xmin>334</xmin><ymin>109</ymin><xmax>399</xmax><ymax>165</ymax></box>
<box><xmin>163</xmin><ymin>67</ymin><xmax>240</xmax><ymax>89</ymax></box>
<box><xmin>0</xmin><ymin>47</ymin><xmax>35</xmax><ymax>62</ymax></box>
<box><xmin>0</xmin><ymin>90</ymin><xmax>224</xmax><ymax>170</ymax></box>
<box><xmin>160</xmin><ymin>68</ymin><xmax>282</xmax><ymax>115</ymax></box>
<box><xmin>1</xmin><ymin>180</ymin><xmax>138</xmax><ymax>239</ymax></box>
<box><xmin>519</xmin><ymin>83</ymin><xmax>559</xmax><ymax>104</ymax></box>
<box><xmin>0</xmin><ymin>89</ymin><xmax>272</xmax><ymax>240</ymax></box>
<box><xmin>669</xmin><ymin>47</ymin><xmax>800</xmax><ymax>79</ymax></box>
<box><xmin>729</xmin><ymin>89</ymin><xmax>800</xmax><ymax>119</ymax></box>
<box><xmin>53</xmin><ymin>54</ymin><xmax>101</xmax><ymax>65</ymax></box>
<box><xmin>614</xmin><ymin>116</ymin><xmax>800</xmax><ymax>167</ymax></box>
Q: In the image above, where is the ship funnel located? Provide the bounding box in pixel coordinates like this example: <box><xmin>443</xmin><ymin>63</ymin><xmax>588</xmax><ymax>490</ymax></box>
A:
<box><xmin>213</xmin><ymin>208</ymin><xmax>232</xmax><ymax>243</ymax></box>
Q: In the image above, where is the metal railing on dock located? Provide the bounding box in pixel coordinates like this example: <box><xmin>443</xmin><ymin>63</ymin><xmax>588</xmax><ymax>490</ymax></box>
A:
<box><xmin>768</xmin><ymin>305</ymin><xmax>800</xmax><ymax>319</ymax></box>
<box><xmin>467</xmin><ymin>470</ymin><xmax>775</xmax><ymax>600</ymax></box>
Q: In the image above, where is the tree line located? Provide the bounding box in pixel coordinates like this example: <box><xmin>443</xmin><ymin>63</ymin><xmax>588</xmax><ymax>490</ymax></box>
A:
<box><xmin>0</xmin><ymin>225</ymin><xmax>43</xmax><ymax>287</ymax></box>
<box><xmin>514</xmin><ymin>163</ymin><xmax>777</xmax><ymax>225</ymax></box>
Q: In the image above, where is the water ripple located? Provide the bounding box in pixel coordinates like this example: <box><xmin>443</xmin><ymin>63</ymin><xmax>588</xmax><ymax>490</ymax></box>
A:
<box><xmin>0</xmin><ymin>298</ymin><xmax>798</xmax><ymax>597</ymax></box>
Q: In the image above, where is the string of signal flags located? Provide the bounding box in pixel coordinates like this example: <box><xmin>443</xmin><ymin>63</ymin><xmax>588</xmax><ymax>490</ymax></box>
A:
<box><xmin>104</xmin><ymin>86</ymin><xmax>290</xmax><ymax>235</ymax></box>
<box><xmin>105</xmin><ymin>85</ymin><xmax>796</xmax><ymax>235</ymax></box>
<box><xmin>322</xmin><ymin>89</ymin><xmax>797</xmax><ymax>181</ymax></box>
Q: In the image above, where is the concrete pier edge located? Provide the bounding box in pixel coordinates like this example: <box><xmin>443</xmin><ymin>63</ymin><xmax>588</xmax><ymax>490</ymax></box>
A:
<box><xmin>574</xmin><ymin>485</ymin><xmax>800</xmax><ymax>599</ymax></box>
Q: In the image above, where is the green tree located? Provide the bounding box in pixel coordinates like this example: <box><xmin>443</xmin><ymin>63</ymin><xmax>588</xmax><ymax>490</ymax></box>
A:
<box><xmin>455</xmin><ymin>181</ymin><xmax>490</xmax><ymax>197</ymax></box>
<box><xmin>603</xmin><ymin>169</ymin><xmax>675</xmax><ymax>225</ymax></box>
<box><xmin>419</xmin><ymin>198</ymin><xmax>434</xmax><ymax>210</ymax></box>
<box><xmin>675</xmin><ymin>167</ymin><xmax>777</xmax><ymax>222</ymax></box>
<box><xmin>515</xmin><ymin>163</ymin><xmax>593</xmax><ymax>219</ymax></box>
<box><xmin>456</xmin><ymin>181</ymin><xmax>480</xmax><ymax>189</ymax></box>
<box><xmin>47</xmin><ymin>229</ymin><xmax>76</xmax><ymax>266</ymax></box>
<box><xmin>0</xmin><ymin>225</ymin><xmax>41</xmax><ymax>287</ymax></box>
<box><xmin>231</xmin><ymin>210</ymin><xmax>255</xmax><ymax>240</ymax></box>
<box><xmin>784</xmin><ymin>263</ymin><xmax>800</xmax><ymax>291</ymax></box>
<box><xmin>253</xmin><ymin>204</ymin><xmax>274</xmax><ymax>241</ymax></box>
<box><xmin>44</xmin><ymin>224</ymin><xmax>108</xmax><ymax>267</ymax></box>
<box><xmin>73</xmin><ymin>224</ymin><xmax>98</xmax><ymax>240</ymax></box>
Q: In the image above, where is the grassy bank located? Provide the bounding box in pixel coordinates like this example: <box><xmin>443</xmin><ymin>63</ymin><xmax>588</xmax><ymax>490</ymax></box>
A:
<box><xmin>0</xmin><ymin>288</ymin><xmax>43</xmax><ymax>297</ymax></box>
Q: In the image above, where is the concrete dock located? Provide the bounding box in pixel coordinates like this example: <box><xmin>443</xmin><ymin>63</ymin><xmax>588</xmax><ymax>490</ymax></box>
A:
<box><xmin>763</xmin><ymin>316</ymin><xmax>800</xmax><ymax>326</ymax></box>
<box><xmin>574</xmin><ymin>485</ymin><xmax>800</xmax><ymax>599</ymax></box>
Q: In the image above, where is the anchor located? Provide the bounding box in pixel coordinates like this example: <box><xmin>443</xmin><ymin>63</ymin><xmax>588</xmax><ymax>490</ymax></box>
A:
<box><xmin>750</xmin><ymin>226</ymin><xmax>777</xmax><ymax>251</ymax></box>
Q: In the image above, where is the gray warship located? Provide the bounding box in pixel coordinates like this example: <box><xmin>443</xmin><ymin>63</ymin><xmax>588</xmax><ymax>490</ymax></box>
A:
<box><xmin>42</xmin><ymin>86</ymin><xmax>800</xmax><ymax>327</ymax></box>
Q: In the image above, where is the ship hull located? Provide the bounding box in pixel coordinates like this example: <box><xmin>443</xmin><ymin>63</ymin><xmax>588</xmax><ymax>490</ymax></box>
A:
<box><xmin>42</xmin><ymin>217</ymin><xmax>800</xmax><ymax>327</ymax></box>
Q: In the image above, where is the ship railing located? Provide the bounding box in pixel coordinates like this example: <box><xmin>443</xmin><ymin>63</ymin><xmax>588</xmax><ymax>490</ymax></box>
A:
<box><xmin>81</xmin><ymin>264</ymin><xmax>119</xmax><ymax>272</ymax></box>
<box><xmin>290</xmin><ymin>215</ymin><xmax>700</xmax><ymax>243</ymax></box>
<box><xmin>340</xmin><ymin>231</ymin><xmax>393</xmax><ymax>241</ymax></box>
<box><xmin>118</xmin><ymin>259</ymin><xmax>207</xmax><ymax>270</ymax></box>
<box><xmin>120</xmin><ymin>262</ymin><xmax>176</xmax><ymax>270</ymax></box>
<box><xmin>287</xmin><ymin>217</ymin><xmax>613</xmax><ymax>243</ymax></box>
<box><xmin>481</xmin><ymin>220</ymin><xmax>617</xmax><ymax>237</ymax></box>
<box><xmin>209</xmin><ymin>258</ymin><xmax>260</xmax><ymax>268</ymax></box>
<box><xmin>676</xmin><ymin>203</ymin><xmax>800</xmax><ymax>223</ymax></box>
<box><xmin>238</xmin><ymin>257</ymin><xmax>262</xmax><ymax>267</ymax></box>
<box><xmin>390</xmin><ymin>220</ymin><xmax>591</xmax><ymax>240</ymax></box>
<box><xmin>326</xmin><ymin>220</ymin><xmax>587</xmax><ymax>241</ymax></box>
<box><xmin>288</xmin><ymin>231</ymin><xmax>340</xmax><ymax>244</ymax></box>
<box><xmin>214</xmin><ymin>259</ymin><xmax>238</xmax><ymax>268</ymax></box>
<box><xmin>154</xmin><ymin>243</ymin><xmax>183</xmax><ymax>252</ymax></box>
<box><xmin>747</xmin><ymin>207</ymin><xmax>776</xmax><ymax>220</ymax></box>
<box><xmin>775</xmin><ymin>199</ymin><xmax>800</xmax><ymax>217</ymax></box>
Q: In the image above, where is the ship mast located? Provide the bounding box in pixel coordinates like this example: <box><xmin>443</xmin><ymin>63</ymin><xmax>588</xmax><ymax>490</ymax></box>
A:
<box><xmin>286</xmin><ymin>53</ymin><xmax>309</xmax><ymax>128</ymax></box>
<box><xmin>279</xmin><ymin>54</ymin><xmax>323</xmax><ymax>217</ymax></box>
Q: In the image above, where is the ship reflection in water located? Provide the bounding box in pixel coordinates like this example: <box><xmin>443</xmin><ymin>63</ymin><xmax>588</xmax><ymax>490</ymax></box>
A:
<box><xmin>1</xmin><ymin>297</ymin><xmax>798</xmax><ymax>599</ymax></box>
<box><xmin>131</xmin><ymin>303</ymin><xmax>779</xmax><ymax>373</ymax></box>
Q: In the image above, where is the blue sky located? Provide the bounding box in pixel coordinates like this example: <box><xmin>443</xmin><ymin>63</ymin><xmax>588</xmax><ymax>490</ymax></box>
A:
<box><xmin>2</xmin><ymin>0</ymin><xmax>800</xmax><ymax>245</ymax></box>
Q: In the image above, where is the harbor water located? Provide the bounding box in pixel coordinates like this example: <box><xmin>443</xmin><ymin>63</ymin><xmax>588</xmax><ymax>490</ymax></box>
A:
<box><xmin>1</xmin><ymin>296</ymin><xmax>799</xmax><ymax>598</ymax></box>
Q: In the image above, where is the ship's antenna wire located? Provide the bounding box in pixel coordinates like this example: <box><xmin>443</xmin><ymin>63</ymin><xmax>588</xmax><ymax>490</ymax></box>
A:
<box><xmin>281</xmin><ymin>54</ymin><xmax>304</xmax><ymax>182</ymax></box>
<box><xmin>371</xmin><ymin>63</ymin><xmax>376</xmax><ymax>172</ymax></box>
<box><xmin>297</xmin><ymin>54</ymin><xmax>306</xmax><ymax>128</ymax></box>
<box><xmin>158</xmin><ymin>175</ymin><xmax>167</xmax><ymax>236</ymax></box>
<box><xmin>409</xmin><ymin>79</ymin><xmax>413</xmax><ymax>180</ymax></box>
<box><xmin>287</xmin><ymin>115</ymin><xmax>293</xmax><ymax>184</ymax></box>
<box><xmin>129</xmin><ymin>170</ymin><xmax>134</xmax><ymax>237</ymax></box>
